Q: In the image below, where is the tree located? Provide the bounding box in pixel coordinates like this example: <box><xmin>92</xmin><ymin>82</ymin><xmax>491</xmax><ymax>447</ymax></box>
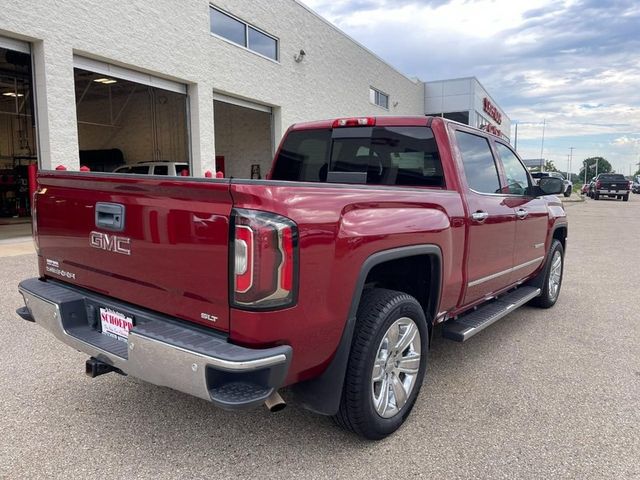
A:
<box><xmin>543</xmin><ymin>160</ymin><xmax>558</xmax><ymax>172</ymax></box>
<box><xmin>579</xmin><ymin>157</ymin><xmax>612</xmax><ymax>183</ymax></box>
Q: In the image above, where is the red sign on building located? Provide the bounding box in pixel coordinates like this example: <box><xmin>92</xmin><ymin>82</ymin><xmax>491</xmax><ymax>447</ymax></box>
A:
<box><xmin>483</xmin><ymin>97</ymin><xmax>502</xmax><ymax>125</ymax></box>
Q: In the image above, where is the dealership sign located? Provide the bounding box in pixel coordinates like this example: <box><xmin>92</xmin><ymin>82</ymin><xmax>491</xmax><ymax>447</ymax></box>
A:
<box><xmin>483</xmin><ymin>97</ymin><xmax>502</xmax><ymax>125</ymax></box>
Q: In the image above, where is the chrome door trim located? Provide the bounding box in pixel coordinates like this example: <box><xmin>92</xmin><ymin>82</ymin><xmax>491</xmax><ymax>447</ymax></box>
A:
<box><xmin>468</xmin><ymin>256</ymin><xmax>545</xmax><ymax>288</ymax></box>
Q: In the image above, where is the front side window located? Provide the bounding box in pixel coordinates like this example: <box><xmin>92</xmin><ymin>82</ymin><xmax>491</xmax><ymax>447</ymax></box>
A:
<box><xmin>210</xmin><ymin>7</ymin><xmax>278</xmax><ymax>61</ymax></box>
<box><xmin>153</xmin><ymin>165</ymin><xmax>168</xmax><ymax>175</ymax></box>
<box><xmin>455</xmin><ymin>130</ymin><xmax>501</xmax><ymax>194</ymax></box>
<box><xmin>496</xmin><ymin>143</ymin><xmax>530</xmax><ymax>195</ymax></box>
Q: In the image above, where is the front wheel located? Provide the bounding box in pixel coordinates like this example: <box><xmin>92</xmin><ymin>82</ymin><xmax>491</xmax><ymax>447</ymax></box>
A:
<box><xmin>623</xmin><ymin>194</ymin><xmax>629</xmax><ymax>202</ymax></box>
<box><xmin>529</xmin><ymin>240</ymin><xmax>564</xmax><ymax>308</ymax></box>
<box><xmin>333</xmin><ymin>288</ymin><xmax>428</xmax><ymax>440</ymax></box>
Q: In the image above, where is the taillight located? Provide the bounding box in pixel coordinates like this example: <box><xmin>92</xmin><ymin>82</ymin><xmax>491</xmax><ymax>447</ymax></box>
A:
<box><xmin>231</xmin><ymin>209</ymin><xmax>298</xmax><ymax>309</ymax></box>
<box><xmin>332</xmin><ymin>117</ymin><xmax>376</xmax><ymax>128</ymax></box>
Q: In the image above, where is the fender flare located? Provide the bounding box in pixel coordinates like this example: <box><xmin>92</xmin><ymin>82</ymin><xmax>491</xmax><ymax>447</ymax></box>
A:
<box><xmin>291</xmin><ymin>245</ymin><xmax>442</xmax><ymax>416</ymax></box>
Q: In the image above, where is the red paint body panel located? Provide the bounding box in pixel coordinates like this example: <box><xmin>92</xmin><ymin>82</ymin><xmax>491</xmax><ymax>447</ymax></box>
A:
<box><xmin>228</xmin><ymin>183</ymin><xmax>466</xmax><ymax>384</ymax></box>
<box><xmin>36</xmin><ymin>173</ymin><xmax>233</xmax><ymax>331</ymax></box>
<box><xmin>32</xmin><ymin>116</ymin><xmax>567</xmax><ymax>388</ymax></box>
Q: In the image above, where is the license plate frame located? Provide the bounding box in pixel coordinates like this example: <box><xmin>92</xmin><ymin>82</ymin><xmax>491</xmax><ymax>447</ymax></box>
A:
<box><xmin>99</xmin><ymin>307</ymin><xmax>134</xmax><ymax>342</ymax></box>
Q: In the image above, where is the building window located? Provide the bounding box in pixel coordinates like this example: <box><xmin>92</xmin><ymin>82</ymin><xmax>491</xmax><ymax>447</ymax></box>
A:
<box><xmin>442</xmin><ymin>111</ymin><xmax>470</xmax><ymax>125</ymax></box>
<box><xmin>370</xmin><ymin>87</ymin><xmax>389</xmax><ymax>109</ymax></box>
<box><xmin>210</xmin><ymin>6</ymin><xmax>278</xmax><ymax>61</ymax></box>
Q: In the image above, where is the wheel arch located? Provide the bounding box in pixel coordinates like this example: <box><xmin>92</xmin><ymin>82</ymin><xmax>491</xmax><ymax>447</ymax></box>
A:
<box><xmin>291</xmin><ymin>245</ymin><xmax>442</xmax><ymax>416</ymax></box>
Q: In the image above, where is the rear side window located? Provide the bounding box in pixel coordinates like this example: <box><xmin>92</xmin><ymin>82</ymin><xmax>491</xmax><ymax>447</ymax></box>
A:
<box><xmin>153</xmin><ymin>166</ymin><xmax>169</xmax><ymax>175</ymax></box>
<box><xmin>272</xmin><ymin>126</ymin><xmax>444</xmax><ymax>187</ymax></box>
<box><xmin>455</xmin><ymin>130</ymin><xmax>501</xmax><ymax>194</ymax></box>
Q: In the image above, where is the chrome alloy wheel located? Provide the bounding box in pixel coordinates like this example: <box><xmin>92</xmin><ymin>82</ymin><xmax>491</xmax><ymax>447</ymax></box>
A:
<box><xmin>371</xmin><ymin>317</ymin><xmax>421</xmax><ymax>419</ymax></box>
<box><xmin>548</xmin><ymin>250</ymin><xmax>562</xmax><ymax>301</ymax></box>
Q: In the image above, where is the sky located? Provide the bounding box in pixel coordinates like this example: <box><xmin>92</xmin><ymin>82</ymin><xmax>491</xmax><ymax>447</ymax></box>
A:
<box><xmin>301</xmin><ymin>0</ymin><xmax>640</xmax><ymax>177</ymax></box>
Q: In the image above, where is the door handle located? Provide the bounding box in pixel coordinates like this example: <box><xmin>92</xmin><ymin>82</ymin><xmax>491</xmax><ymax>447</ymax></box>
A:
<box><xmin>516</xmin><ymin>208</ymin><xmax>528</xmax><ymax>219</ymax></box>
<box><xmin>471</xmin><ymin>211</ymin><xmax>489</xmax><ymax>223</ymax></box>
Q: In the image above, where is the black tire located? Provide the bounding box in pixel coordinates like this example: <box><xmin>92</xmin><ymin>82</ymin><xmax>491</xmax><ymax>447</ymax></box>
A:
<box><xmin>333</xmin><ymin>288</ymin><xmax>429</xmax><ymax>440</ymax></box>
<box><xmin>529</xmin><ymin>239</ymin><xmax>564</xmax><ymax>308</ymax></box>
<box><xmin>623</xmin><ymin>194</ymin><xmax>629</xmax><ymax>202</ymax></box>
<box><xmin>594</xmin><ymin>193</ymin><xmax>599</xmax><ymax>200</ymax></box>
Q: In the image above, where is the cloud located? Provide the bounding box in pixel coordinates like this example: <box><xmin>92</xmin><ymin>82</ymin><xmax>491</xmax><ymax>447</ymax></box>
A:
<box><xmin>302</xmin><ymin>0</ymin><xmax>640</xmax><ymax>172</ymax></box>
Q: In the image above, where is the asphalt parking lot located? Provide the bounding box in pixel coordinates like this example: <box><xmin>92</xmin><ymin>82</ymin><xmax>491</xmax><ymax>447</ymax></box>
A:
<box><xmin>1</xmin><ymin>195</ymin><xmax>638</xmax><ymax>479</ymax></box>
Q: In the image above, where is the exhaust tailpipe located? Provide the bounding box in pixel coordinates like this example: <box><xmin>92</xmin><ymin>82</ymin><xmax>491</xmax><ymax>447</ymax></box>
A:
<box><xmin>264</xmin><ymin>391</ymin><xmax>286</xmax><ymax>412</ymax></box>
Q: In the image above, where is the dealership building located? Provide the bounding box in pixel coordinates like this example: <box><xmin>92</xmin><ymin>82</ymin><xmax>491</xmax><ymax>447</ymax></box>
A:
<box><xmin>0</xmin><ymin>0</ymin><xmax>510</xmax><ymax>218</ymax></box>
<box><xmin>425</xmin><ymin>77</ymin><xmax>511</xmax><ymax>143</ymax></box>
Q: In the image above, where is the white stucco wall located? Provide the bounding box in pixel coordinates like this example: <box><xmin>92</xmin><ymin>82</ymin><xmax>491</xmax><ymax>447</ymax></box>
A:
<box><xmin>0</xmin><ymin>1</ymin><xmax>424</xmax><ymax>174</ymax></box>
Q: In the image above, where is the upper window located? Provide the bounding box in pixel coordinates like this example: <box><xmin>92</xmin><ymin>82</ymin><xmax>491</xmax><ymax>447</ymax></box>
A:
<box><xmin>370</xmin><ymin>88</ymin><xmax>389</xmax><ymax>109</ymax></box>
<box><xmin>455</xmin><ymin>130</ymin><xmax>501</xmax><ymax>194</ymax></box>
<box><xmin>153</xmin><ymin>165</ymin><xmax>169</xmax><ymax>175</ymax></box>
<box><xmin>210</xmin><ymin>7</ymin><xmax>278</xmax><ymax>61</ymax></box>
<box><xmin>496</xmin><ymin>143</ymin><xmax>530</xmax><ymax>195</ymax></box>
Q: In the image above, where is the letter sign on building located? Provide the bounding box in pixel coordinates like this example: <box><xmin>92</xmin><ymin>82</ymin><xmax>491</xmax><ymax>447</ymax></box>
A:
<box><xmin>483</xmin><ymin>98</ymin><xmax>502</xmax><ymax>125</ymax></box>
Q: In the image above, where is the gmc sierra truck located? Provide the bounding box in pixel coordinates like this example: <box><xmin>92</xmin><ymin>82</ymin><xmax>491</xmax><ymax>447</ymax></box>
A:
<box><xmin>17</xmin><ymin>116</ymin><xmax>568</xmax><ymax>440</ymax></box>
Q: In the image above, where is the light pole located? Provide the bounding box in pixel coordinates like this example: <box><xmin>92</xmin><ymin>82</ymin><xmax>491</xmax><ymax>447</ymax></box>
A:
<box><xmin>539</xmin><ymin>119</ymin><xmax>546</xmax><ymax>161</ymax></box>
<box><xmin>569</xmin><ymin>147</ymin><xmax>574</xmax><ymax>182</ymax></box>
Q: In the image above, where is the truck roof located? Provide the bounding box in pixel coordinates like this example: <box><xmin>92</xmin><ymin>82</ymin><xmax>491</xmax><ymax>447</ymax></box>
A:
<box><xmin>290</xmin><ymin>116</ymin><xmax>433</xmax><ymax>131</ymax></box>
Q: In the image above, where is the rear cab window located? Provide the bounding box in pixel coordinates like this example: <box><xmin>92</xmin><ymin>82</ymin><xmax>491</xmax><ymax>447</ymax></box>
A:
<box><xmin>271</xmin><ymin>126</ymin><xmax>444</xmax><ymax>188</ymax></box>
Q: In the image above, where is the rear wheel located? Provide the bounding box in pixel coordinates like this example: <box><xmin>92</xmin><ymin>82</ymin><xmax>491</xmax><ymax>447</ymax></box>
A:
<box><xmin>529</xmin><ymin>240</ymin><xmax>564</xmax><ymax>308</ymax></box>
<box><xmin>333</xmin><ymin>288</ymin><xmax>428</xmax><ymax>440</ymax></box>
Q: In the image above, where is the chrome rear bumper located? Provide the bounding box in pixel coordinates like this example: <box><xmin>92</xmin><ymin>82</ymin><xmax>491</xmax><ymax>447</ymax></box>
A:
<box><xmin>18</xmin><ymin>278</ymin><xmax>291</xmax><ymax>409</ymax></box>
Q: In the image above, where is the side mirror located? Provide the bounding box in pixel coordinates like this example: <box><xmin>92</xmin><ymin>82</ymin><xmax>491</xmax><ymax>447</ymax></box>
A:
<box><xmin>538</xmin><ymin>177</ymin><xmax>565</xmax><ymax>195</ymax></box>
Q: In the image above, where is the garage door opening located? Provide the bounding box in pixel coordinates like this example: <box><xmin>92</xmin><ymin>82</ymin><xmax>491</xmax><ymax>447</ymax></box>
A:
<box><xmin>74</xmin><ymin>65</ymin><xmax>189</xmax><ymax>174</ymax></box>
<box><xmin>0</xmin><ymin>41</ymin><xmax>36</xmax><ymax>237</ymax></box>
<box><xmin>213</xmin><ymin>98</ymin><xmax>272</xmax><ymax>179</ymax></box>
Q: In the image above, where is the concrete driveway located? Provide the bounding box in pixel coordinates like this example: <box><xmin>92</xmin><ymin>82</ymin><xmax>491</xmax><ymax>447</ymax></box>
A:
<box><xmin>1</xmin><ymin>195</ymin><xmax>638</xmax><ymax>479</ymax></box>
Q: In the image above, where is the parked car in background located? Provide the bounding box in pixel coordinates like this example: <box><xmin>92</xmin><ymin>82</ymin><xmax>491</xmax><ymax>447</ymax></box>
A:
<box><xmin>531</xmin><ymin>171</ymin><xmax>572</xmax><ymax>197</ymax></box>
<box><xmin>113</xmin><ymin>161</ymin><xmax>189</xmax><ymax>176</ymax></box>
<box><xmin>632</xmin><ymin>176</ymin><xmax>640</xmax><ymax>194</ymax></box>
<box><xmin>17</xmin><ymin>116</ymin><xmax>568</xmax><ymax>440</ymax></box>
<box><xmin>580</xmin><ymin>183</ymin><xmax>590</xmax><ymax>195</ymax></box>
<box><xmin>589</xmin><ymin>173</ymin><xmax>630</xmax><ymax>201</ymax></box>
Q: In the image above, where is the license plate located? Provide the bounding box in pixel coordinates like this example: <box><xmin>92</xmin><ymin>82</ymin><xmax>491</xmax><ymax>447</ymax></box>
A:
<box><xmin>100</xmin><ymin>307</ymin><xmax>134</xmax><ymax>341</ymax></box>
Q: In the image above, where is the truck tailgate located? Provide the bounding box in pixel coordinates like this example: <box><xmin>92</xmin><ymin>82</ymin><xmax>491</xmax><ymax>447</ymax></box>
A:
<box><xmin>35</xmin><ymin>172</ymin><xmax>233</xmax><ymax>332</ymax></box>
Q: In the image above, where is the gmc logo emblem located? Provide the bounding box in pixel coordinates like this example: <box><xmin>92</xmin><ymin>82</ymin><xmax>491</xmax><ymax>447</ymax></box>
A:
<box><xmin>90</xmin><ymin>231</ymin><xmax>131</xmax><ymax>255</ymax></box>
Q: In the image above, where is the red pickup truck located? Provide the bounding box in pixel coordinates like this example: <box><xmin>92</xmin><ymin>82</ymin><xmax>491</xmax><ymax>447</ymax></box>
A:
<box><xmin>17</xmin><ymin>116</ymin><xmax>568</xmax><ymax>439</ymax></box>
